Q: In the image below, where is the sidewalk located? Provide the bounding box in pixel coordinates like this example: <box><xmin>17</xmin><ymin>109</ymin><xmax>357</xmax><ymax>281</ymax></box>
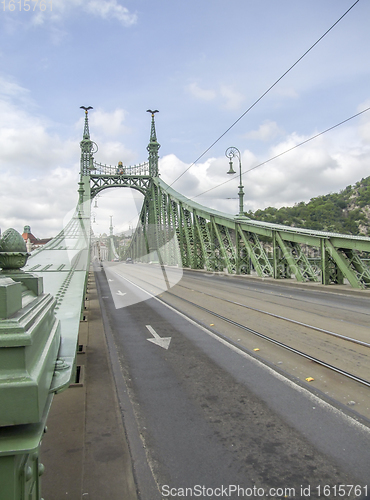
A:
<box><xmin>40</xmin><ymin>270</ymin><xmax>138</xmax><ymax>500</ymax></box>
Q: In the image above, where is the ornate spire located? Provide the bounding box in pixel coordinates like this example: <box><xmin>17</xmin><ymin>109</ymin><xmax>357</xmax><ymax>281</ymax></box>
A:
<box><xmin>146</xmin><ymin>110</ymin><xmax>160</xmax><ymax>177</ymax></box>
<box><xmin>82</xmin><ymin>108</ymin><xmax>92</xmax><ymax>139</ymax></box>
<box><xmin>79</xmin><ymin>106</ymin><xmax>97</xmax><ymax>176</ymax></box>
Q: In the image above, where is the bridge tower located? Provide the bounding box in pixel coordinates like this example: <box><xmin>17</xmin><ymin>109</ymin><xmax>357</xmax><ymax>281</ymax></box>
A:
<box><xmin>108</xmin><ymin>216</ymin><xmax>120</xmax><ymax>261</ymax></box>
<box><xmin>78</xmin><ymin>107</ymin><xmax>96</xmax><ymax>213</ymax></box>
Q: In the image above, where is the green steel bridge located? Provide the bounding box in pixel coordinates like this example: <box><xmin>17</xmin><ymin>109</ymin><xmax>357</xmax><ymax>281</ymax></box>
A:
<box><xmin>87</xmin><ymin>109</ymin><xmax>370</xmax><ymax>290</ymax></box>
<box><xmin>0</xmin><ymin>108</ymin><xmax>369</xmax><ymax>498</ymax></box>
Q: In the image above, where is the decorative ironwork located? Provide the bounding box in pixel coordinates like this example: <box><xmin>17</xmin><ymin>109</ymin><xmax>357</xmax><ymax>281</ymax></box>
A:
<box><xmin>80</xmin><ymin>107</ymin><xmax>98</xmax><ymax>176</ymax></box>
<box><xmin>147</xmin><ymin>110</ymin><xmax>160</xmax><ymax>177</ymax></box>
<box><xmin>79</xmin><ymin>108</ymin><xmax>370</xmax><ymax>289</ymax></box>
<box><xmin>0</xmin><ymin>228</ymin><xmax>30</xmax><ymax>270</ymax></box>
<box><xmin>91</xmin><ymin>160</ymin><xmax>150</xmax><ymax>176</ymax></box>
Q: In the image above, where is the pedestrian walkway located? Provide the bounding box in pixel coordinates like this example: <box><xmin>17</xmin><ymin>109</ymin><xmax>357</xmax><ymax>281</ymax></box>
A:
<box><xmin>40</xmin><ymin>270</ymin><xmax>138</xmax><ymax>500</ymax></box>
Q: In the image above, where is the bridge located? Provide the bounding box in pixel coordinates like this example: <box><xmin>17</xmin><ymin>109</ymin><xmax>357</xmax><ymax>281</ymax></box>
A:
<box><xmin>0</xmin><ymin>109</ymin><xmax>369</xmax><ymax>498</ymax></box>
<box><xmin>89</xmin><ymin>110</ymin><xmax>370</xmax><ymax>289</ymax></box>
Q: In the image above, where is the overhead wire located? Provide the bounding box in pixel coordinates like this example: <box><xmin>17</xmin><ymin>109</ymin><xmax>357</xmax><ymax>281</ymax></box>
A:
<box><xmin>169</xmin><ymin>0</ymin><xmax>361</xmax><ymax>188</ymax></box>
<box><xmin>191</xmin><ymin>105</ymin><xmax>370</xmax><ymax>200</ymax></box>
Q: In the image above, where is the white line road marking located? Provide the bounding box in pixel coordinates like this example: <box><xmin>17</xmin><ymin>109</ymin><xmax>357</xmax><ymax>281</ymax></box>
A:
<box><xmin>146</xmin><ymin>324</ymin><xmax>171</xmax><ymax>350</ymax></box>
<box><xmin>119</xmin><ymin>275</ymin><xmax>370</xmax><ymax>435</ymax></box>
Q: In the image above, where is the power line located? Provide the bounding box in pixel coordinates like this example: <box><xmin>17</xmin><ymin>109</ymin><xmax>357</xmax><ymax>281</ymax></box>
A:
<box><xmin>191</xmin><ymin>105</ymin><xmax>370</xmax><ymax>200</ymax></box>
<box><xmin>169</xmin><ymin>0</ymin><xmax>361</xmax><ymax>188</ymax></box>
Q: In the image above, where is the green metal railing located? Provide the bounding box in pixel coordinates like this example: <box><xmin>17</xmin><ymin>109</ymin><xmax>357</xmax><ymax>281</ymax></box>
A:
<box><xmin>84</xmin><ymin>110</ymin><xmax>370</xmax><ymax>289</ymax></box>
<box><xmin>123</xmin><ymin>177</ymin><xmax>370</xmax><ymax>289</ymax></box>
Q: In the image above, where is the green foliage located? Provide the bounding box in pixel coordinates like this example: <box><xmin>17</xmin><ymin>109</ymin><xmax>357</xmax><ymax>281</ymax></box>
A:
<box><xmin>248</xmin><ymin>176</ymin><xmax>370</xmax><ymax>236</ymax></box>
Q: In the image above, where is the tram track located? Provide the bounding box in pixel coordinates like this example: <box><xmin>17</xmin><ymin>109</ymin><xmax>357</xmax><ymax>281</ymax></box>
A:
<box><xmin>160</xmin><ymin>290</ymin><xmax>370</xmax><ymax>389</ymax></box>
<box><xmin>170</xmin><ymin>281</ymin><xmax>370</xmax><ymax>349</ymax></box>
<box><xmin>108</xmin><ymin>264</ymin><xmax>370</xmax><ymax>392</ymax></box>
<box><xmin>100</xmin><ymin>263</ymin><xmax>370</xmax><ymax>492</ymax></box>
<box><xmin>184</xmin><ymin>271</ymin><xmax>370</xmax><ymax>326</ymax></box>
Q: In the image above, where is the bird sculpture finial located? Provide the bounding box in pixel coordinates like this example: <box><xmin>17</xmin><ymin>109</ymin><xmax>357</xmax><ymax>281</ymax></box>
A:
<box><xmin>80</xmin><ymin>106</ymin><xmax>93</xmax><ymax>114</ymax></box>
<box><xmin>146</xmin><ymin>109</ymin><xmax>159</xmax><ymax>117</ymax></box>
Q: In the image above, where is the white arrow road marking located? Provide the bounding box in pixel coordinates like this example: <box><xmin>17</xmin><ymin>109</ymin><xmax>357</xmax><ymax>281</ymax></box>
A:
<box><xmin>116</xmin><ymin>290</ymin><xmax>126</xmax><ymax>296</ymax></box>
<box><xmin>146</xmin><ymin>325</ymin><xmax>171</xmax><ymax>350</ymax></box>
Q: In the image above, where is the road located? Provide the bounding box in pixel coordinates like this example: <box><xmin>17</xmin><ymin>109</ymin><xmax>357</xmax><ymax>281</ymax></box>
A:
<box><xmin>94</xmin><ymin>261</ymin><xmax>370</xmax><ymax>500</ymax></box>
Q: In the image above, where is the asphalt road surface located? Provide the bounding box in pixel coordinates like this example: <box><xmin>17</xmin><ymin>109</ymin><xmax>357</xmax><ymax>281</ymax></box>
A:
<box><xmin>94</xmin><ymin>262</ymin><xmax>370</xmax><ymax>500</ymax></box>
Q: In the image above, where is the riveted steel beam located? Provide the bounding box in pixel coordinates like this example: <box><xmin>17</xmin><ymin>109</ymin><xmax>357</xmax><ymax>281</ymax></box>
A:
<box><xmin>237</xmin><ymin>226</ymin><xmax>273</xmax><ymax>277</ymax></box>
<box><xmin>121</xmin><ymin>178</ymin><xmax>370</xmax><ymax>288</ymax></box>
<box><xmin>323</xmin><ymin>240</ymin><xmax>370</xmax><ymax>288</ymax></box>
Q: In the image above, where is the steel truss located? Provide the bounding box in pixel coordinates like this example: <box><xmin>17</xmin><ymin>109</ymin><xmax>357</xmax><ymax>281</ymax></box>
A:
<box><xmin>122</xmin><ymin>177</ymin><xmax>370</xmax><ymax>289</ymax></box>
<box><xmin>81</xmin><ymin>112</ymin><xmax>370</xmax><ymax>289</ymax></box>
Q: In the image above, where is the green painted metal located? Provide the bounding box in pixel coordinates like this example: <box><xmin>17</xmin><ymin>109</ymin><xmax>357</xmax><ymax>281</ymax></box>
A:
<box><xmin>179</xmin><ymin>204</ymin><xmax>193</xmax><ymax>268</ymax></box>
<box><xmin>273</xmin><ymin>231</ymin><xmax>319</xmax><ymax>282</ymax></box>
<box><xmin>75</xmin><ymin>110</ymin><xmax>370</xmax><ymax>288</ymax></box>
<box><xmin>0</xmin><ymin>229</ymin><xmax>61</xmax><ymax>499</ymax></box>
<box><xmin>211</xmin><ymin>219</ymin><xmax>236</xmax><ymax>273</ymax></box>
<box><xmin>1</xmin><ymin>106</ymin><xmax>369</xmax><ymax>498</ymax></box>
<box><xmin>225</xmin><ymin>147</ymin><xmax>245</xmax><ymax>217</ymax></box>
<box><xmin>237</xmin><ymin>226</ymin><xmax>273</xmax><ymax>277</ymax></box>
<box><xmin>0</xmin><ymin>109</ymin><xmax>94</xmax><ymax>500</ymax></box>
<box><xmin>322</xmin><ymin>240</ymin><xmax>370</xmax><ymax>288</ymax></box>
<box><xmin>107</xmin><ymin>216</ymin><xmax>120</xmax><ymax>262</ymax></box>
<box><xmin>147</xmin><ymin>110</ymin><xmax>160</xmax><ymax>177</ymax></box>
<box><xmin>0</xmin><ymin>396</ymin><xmax>51</xmax><ymax>500</ymax></box>
<box><xmin>193</xmin><ymin>213</ymin><xmax>214</xmax><ymax>271</ymax></box>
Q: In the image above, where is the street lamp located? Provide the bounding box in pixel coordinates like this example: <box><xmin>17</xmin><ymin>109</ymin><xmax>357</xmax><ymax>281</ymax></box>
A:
<box><xmin>225</xmin><ymin>147</ymin><xmax>245</xmax><ymax>217</ymax></box>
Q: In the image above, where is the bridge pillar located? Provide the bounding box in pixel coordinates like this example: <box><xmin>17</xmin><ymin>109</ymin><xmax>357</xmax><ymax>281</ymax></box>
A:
<box><xmin>0</xmin><ymin>228</ymin><xmax>61</xmax><ymax>500</ymax></box>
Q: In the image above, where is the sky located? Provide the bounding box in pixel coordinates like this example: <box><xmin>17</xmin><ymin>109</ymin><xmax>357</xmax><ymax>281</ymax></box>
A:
<box><xmin>0</xmin><ymin>0</ymin><xmax>370</xmax><ymax>238</ymax></box>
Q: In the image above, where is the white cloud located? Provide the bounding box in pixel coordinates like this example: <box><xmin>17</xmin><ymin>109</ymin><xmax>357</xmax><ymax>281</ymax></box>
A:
<box><xmin>187</xmin><ymin>82</ymin><xmax>216</xmax><ymax>102</ymax></box>
<box><xmin>27</xmin><ymin>0</ymin><xmax>137</xmax><ymax>28</ymax></box>
<box><xmin>245</xmin><ymin>120</ymin><xmax>284</xmax><ymax>142</ymax></box>
<box><xmin>88</xmin><ymin>108</ymin><xmax>130</xmax><ymax>138</ymax></box>
<box><xmin>0</xmin><ymin>77</ymin><xmax>140</xmax><ymax>236</ymax></box>
<box><xmin>243</xmin><ymin>125</ymin><xmax>370</xmax><ymax>210</ymax></box>
<box><xmin>0</xmin><ymin>76</ymin><xmax>29</xmax><ymax>100</ymax></box>
<box><xmin>357</xmin><ymin>100</ymin><xmax>370</xmax><ymax>144</ymax></box>
<box><xmin>220</xmin><ymin>85</ymin><xmax>245</xmax><ymax>110</ymax></box>
<box><xmin>273</xmin><ymin>86</ymin><xmax>299</xmax><ymax>100</ymax></box>
<box><xmin>0</xmin><ymin>97</ymin><xmax>78</xmax><ymax>173</ymax></box>
<box><xmin>76</xmin><ymin>108</ymin><xmax>136</xmax><ymax>165</ymax></box>
<box><xmin>86</xmin><ymin>0</ymin><xmax>137</xmax><ymax>26</ymax></box>
<box><xmin>163</xmin><ymin>111</ymin><xmax>370</xmax><ymax>216</ymax></box>
<box><xmin>94</xmin><ymin>140</ymin><xmax>136</xmax><ymax>166</ymax></box>
<box><xmin>187</xmin><ymin>82</ymin><xmax>245</xmax><ymax>110</ymax></box>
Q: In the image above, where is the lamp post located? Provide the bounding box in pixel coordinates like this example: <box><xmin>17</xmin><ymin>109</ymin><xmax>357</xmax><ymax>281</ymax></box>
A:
<box><xmin>225</xmin><ymin>147</ymin><xmax>245</xmax><ymax>217</ymax></box>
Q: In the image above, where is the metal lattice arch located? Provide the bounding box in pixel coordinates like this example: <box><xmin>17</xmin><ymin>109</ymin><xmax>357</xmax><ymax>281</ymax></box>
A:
<box><xmin>83</xmin><ymin>110</ymin><xmax>370</xmax><ymax>289</ymax></box>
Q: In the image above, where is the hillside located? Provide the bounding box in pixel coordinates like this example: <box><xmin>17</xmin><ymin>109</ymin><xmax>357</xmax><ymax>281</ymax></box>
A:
<box><xmin>246</xmin><ymin>176</ymin><xmax>370</xmax><ymax>236</ymax></box>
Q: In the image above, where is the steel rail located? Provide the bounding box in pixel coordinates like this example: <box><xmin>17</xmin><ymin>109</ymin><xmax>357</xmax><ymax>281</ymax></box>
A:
<box><xmin>160</xmin><ymin>291</ymin><xmax>370</xmax><ymax>389</ymax></box>
<box><xmin>184</xmin><ymin>271</ymin><xmax>370</xmax><ymax>318</ymax></box>
<box><xmin>114</xmin><ymin>267</ymin><xmax>369</xmax><ymax>348</ymax></box>
<box><xmin>175</xmin><ymin>282</ymin><xmax>370</xmax><ymax>348</ymax></box>
<box><xmin>108</xmin><ymin>266</ymin><xmax>370</xmax><ymax>387</ymax></box>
